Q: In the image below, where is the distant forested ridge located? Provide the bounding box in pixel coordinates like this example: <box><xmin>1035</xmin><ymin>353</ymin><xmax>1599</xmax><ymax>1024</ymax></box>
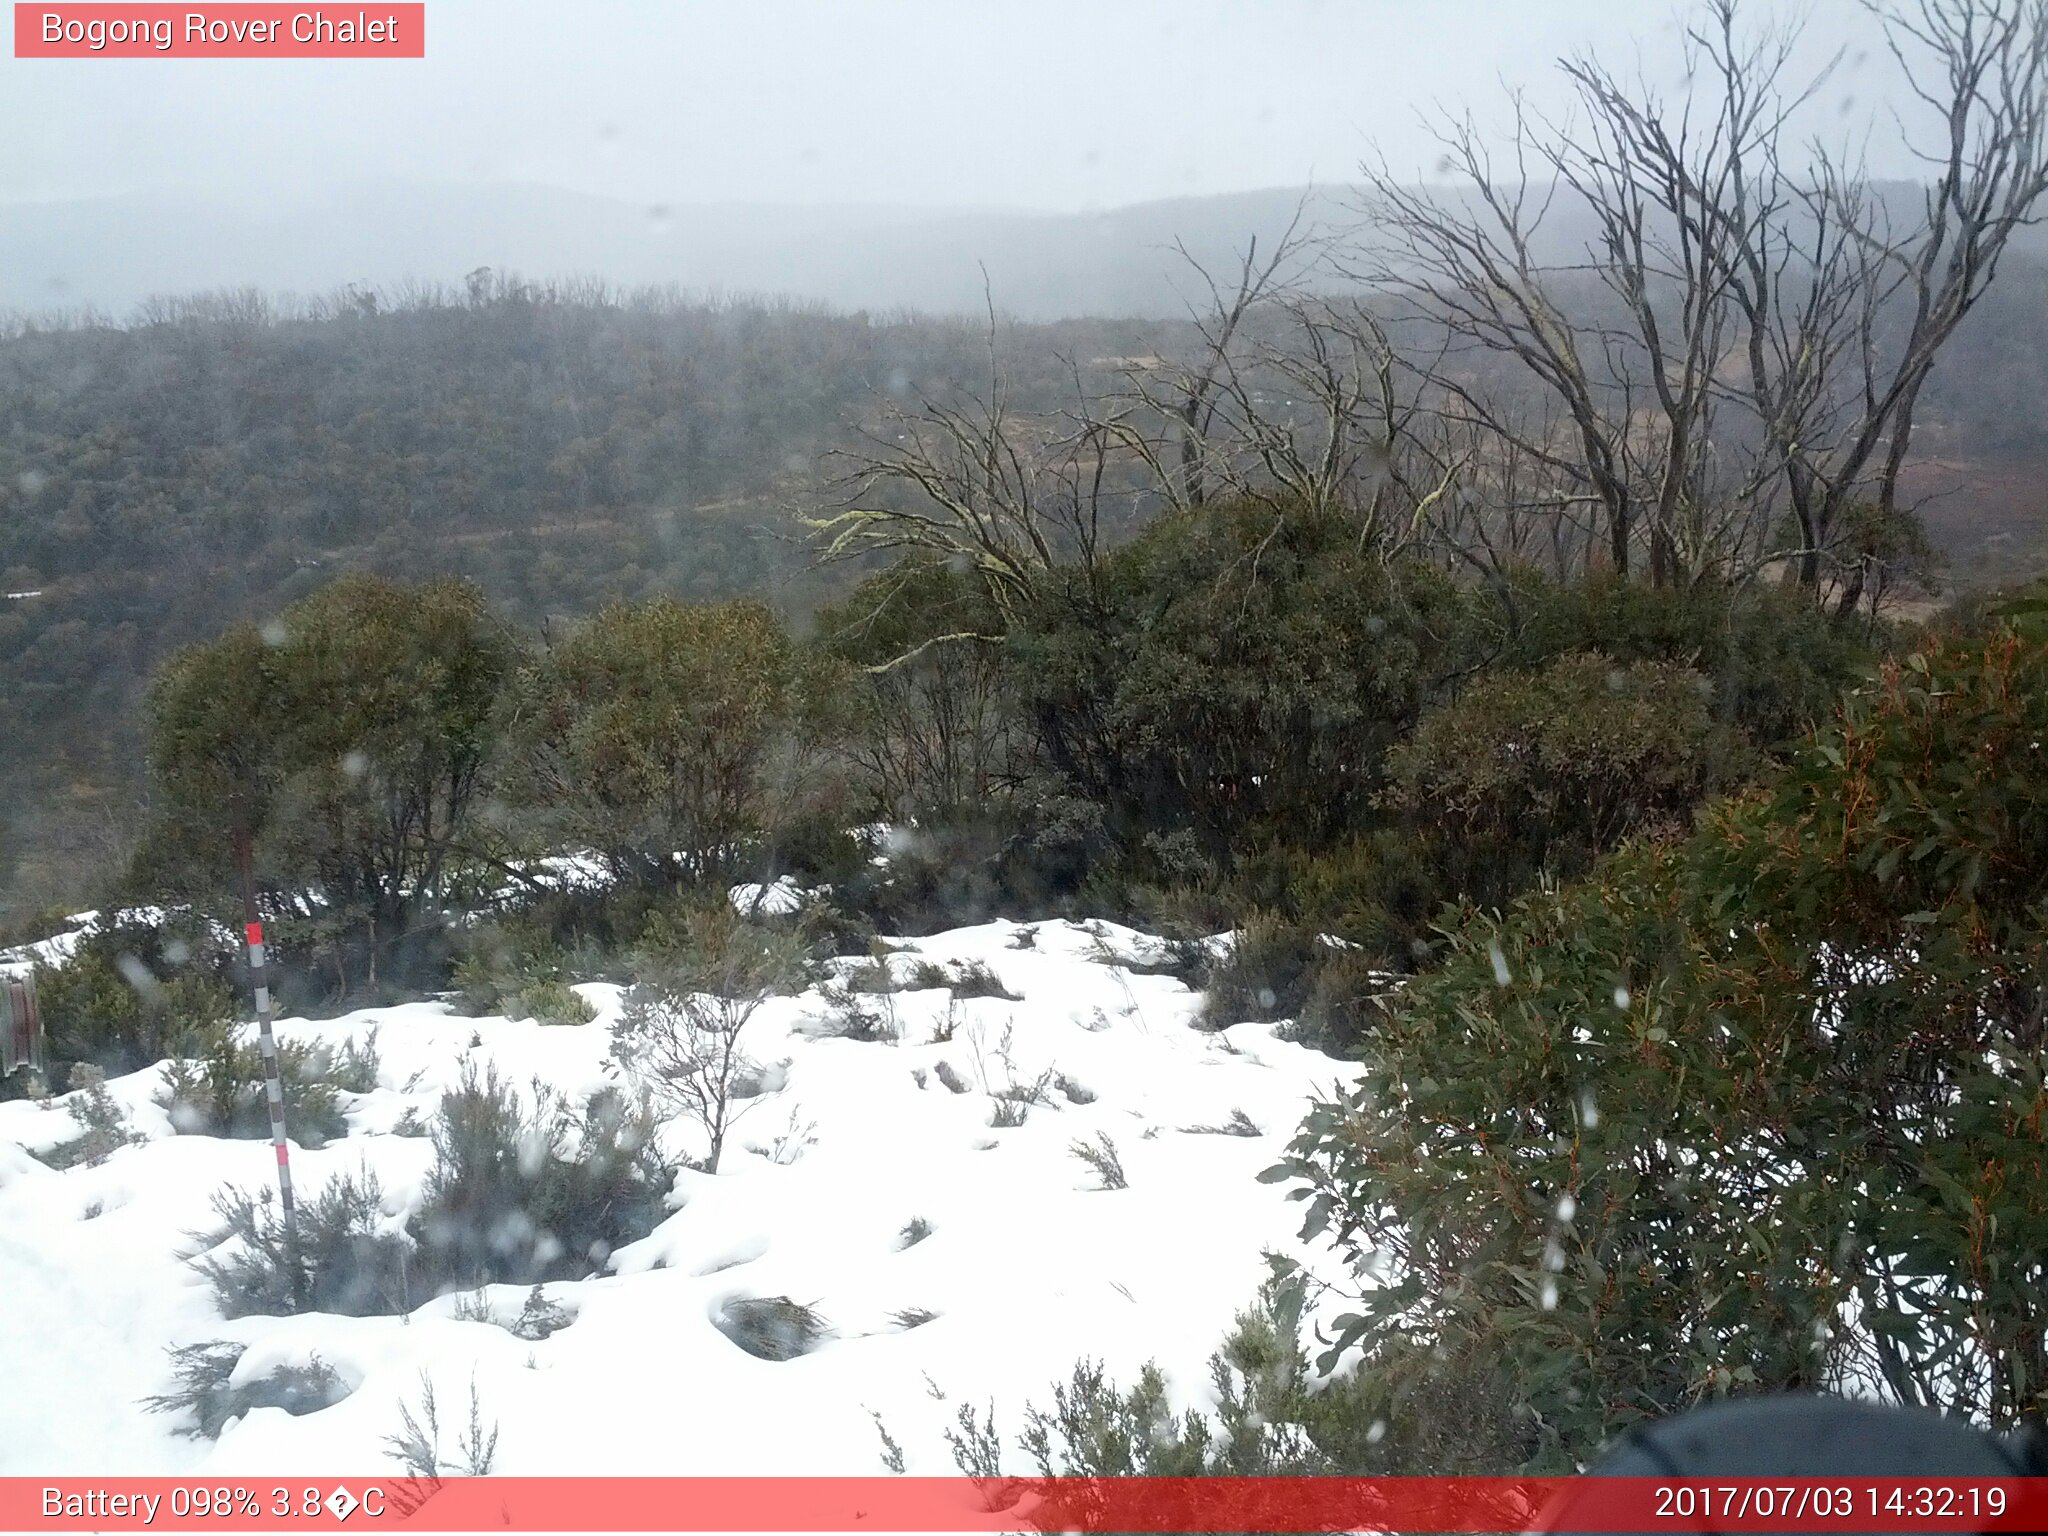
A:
<box><xmin>0</xmin><ymin>284</ymin><xmax>1170</xmax><ymax>917</ymax></box>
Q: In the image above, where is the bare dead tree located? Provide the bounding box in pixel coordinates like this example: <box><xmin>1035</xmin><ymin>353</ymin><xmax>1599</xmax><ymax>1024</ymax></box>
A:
<box><xmin>1355</xmin><ymin>0</ymin><xmax>2048</xmax><ymax>596</ymax></box>
<box><xmin>807</xmin><ymin>289</ymin><xmax>1140</xmax><ymax>635</ymax></box>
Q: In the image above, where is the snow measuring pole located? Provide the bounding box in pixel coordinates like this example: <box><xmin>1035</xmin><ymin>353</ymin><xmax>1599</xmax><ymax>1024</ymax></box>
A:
<box><xmin>233</xmin><ymin>824</ymin><xmax>301</xmax><ymax>1291</ymax></box>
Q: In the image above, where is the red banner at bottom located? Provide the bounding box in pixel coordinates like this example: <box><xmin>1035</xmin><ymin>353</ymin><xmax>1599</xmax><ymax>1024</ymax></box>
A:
<box><xmin>5</xmin><ymin>1476</ymin><xmax>2044</xmax><ymax>1532</ymax></box>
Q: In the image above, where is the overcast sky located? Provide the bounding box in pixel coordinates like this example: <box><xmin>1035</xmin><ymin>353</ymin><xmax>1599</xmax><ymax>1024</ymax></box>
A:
<box><xmin>0</xmin><ymin>0</ymin><xmax>1905</xmax><ymax>211</ymax></box>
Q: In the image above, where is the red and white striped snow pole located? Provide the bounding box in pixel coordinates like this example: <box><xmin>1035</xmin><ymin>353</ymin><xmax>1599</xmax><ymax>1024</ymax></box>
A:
<box><xmin>234</xmin><ymin>826</ymin><xmax>300</xmax><ymax>1294</ymax></box>
<box><xmin>242</xmin><ymin>918</ymin><xmax>298</xmax><ymax>1225</ymax></box>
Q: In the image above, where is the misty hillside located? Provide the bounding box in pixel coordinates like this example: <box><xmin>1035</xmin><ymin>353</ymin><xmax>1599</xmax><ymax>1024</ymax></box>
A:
<box><xmin>0</xmin><ymin>184</ymin><xmax>1362</xmax><ymax>321</ymax></box>
<box><xmin>11</xmin><ymin>180</ymin><xmax>2048</xmax><ymax>324</ymax></box>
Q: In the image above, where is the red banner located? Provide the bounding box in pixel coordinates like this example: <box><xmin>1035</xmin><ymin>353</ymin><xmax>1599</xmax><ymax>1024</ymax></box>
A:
<box><xmin>4</xmin><ymin>1476</ymin><xmax>2046</xmax><ymax>1532</ymax></box>
<box><xmin>13</xmin><ymin>5</ymin><xmax>424</xmax><ymax>58</ymax></box>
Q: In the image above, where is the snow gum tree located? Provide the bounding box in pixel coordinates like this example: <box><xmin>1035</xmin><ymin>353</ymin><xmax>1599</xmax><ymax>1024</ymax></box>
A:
<box><xmin>1269</xmin><ymin>613</ymin><xmax>2048</xmax><ymax>1467</ymax></box>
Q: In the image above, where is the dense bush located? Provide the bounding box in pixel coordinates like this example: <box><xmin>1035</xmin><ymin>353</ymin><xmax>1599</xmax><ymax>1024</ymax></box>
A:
<box><xmin>449</xmin><ymin>938</ymin><xmax>597</xmax><ymax>1027</ymax></box>
<box><xmin>815</xmin><ymin>556</ymin><xmax>1025</xmax><ymax>822</ymax></box>
<box><xmin>142</xmin><ymin>573</ymin><xmax>517</xmax><ymax>1002</ymax></box>
<box><xmin>1268</xmin><ymin>619</ymin><xmax>2048</xmax><ymax>1465</ymax></box>
<box><xmin>1382</xmin><ymin>652</ymin><xmax>1747</xmax><ymax>907</ymax></box>
<box><xmin>29</xmin><ymin>918</ymin><xmax>236</xmax><ymax>1090</ymax></box>
<box><xmin>502</xmin><ymin>597</ymin><xmax>846</xmax><ymax>893</ymax></box>
<box><xmin>1497</xmin><ymin>569</ymin><xmax>1872</xmax><ymax>751</ymax></box>
<box><xmin>1012</xmin><ymin>503</ymin><xmax>1477</xmax><ymax>880</ymax></box>
<box><xmin>1192</xmin><ymin>912</ymin><xmax>1324</xmax><ymax>1029</ymax></box>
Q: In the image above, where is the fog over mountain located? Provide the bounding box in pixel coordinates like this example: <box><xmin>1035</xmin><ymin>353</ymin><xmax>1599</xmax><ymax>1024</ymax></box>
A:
<box><xmin>13</xmin><ymin>178</ymin><xmax>2046</xmax><ymax>324</ymax></box>
<box><xmin>0</xmin><ymin>183</ymin><xmax>1363</xmax><ymax>320</ymax></box>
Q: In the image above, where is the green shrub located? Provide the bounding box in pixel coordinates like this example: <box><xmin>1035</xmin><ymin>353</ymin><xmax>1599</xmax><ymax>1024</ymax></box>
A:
<box><xmin>1193</xmin><ymin>911</ymin><xmax>1322</xmax><ymax>1029</ymax></box>
<box><xmin>1290</xmin><ymin>946</ymin><xmax>1402</xmax><ymax>1057</ymax></box>
<box><xmin>1268</xmin><ymin>623</ymin><xmax>2048</xmax><ymax>1464</ymax></box>
<box><xmin>500</xmin><ymin>596</ymin><xmax>840</xmax><ymax>894</ymax></box>
<box><xmin>1496</xmin><ymin>568</ymin><xmax>1872</xmax><ymax>750</ymax></box>
<box><xmin>156</xmin><ymin>1024</ymin><xmax>350</xmax><ymax>1146</ymax></box>
<box><xmin>508</xmin><ymin>980</ymin><xmax>597</xmax><ymax>1027</ymax></box>
<box><xmin>411</xmin><ymin>1064</ymin><xmax>673</xmax><ymax>1292</ymax></box>
<box><xmin>449</xmin><ymin>922</ymin><xmax>581</xmax><ymax>1018</ymax></box>
<box><xmin>935</xmin><ymin>1290</ymin><xmax>1404</xmax><ymax>1501</ymax></box>
<box><xmin>1012</xmin><ymin>503</ymin><xmax>1480</xmax><ymax>878</ymax></box>
<box><xmin>714</xmin><ymin>1295</ymin><xmax>829</xmax><ymax>1361</ymax></box>
<box><xmin>196</xmin><ymin>1170</ymin><xmax>414</xmax><ymax>1319</ymax></box>
<box><xmin>42</xmin><ymin>1064</ymin><xmax>140</xmax><ymax>1169</ymax></box>
<box><xmin>1382</xmin><ymin>652</ymin><xmax>1748</xmax><ymax>907</ymax></box>
<box><xmin>34</xmin><ymin>918</ymin><xmax>236</xmax><ymax>1088</ymax></box>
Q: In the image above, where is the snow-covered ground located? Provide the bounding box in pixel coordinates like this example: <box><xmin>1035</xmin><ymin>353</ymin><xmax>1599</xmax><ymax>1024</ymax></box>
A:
<box><xmin>0</xmin><ymin>917</ymin><xmax>1362</xmax><ymax>1477</ymax></box>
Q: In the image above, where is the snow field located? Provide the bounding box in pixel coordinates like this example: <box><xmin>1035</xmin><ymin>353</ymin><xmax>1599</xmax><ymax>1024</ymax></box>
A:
<box><xmin>0</xmin><ymin>918</ymin><xmax>1363</xmax><ymax>1478</ymax></box>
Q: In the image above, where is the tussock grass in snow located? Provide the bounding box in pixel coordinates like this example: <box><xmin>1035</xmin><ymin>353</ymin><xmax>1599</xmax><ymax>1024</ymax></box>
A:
<box><xmin>1070</xmin><ymin>1131</ymin><xmax>1129</xmax><ymax>1190</ymax></box>
<box><xmin>1181</xmin><ymin>1108</ymin><xmax>1261</xmax><ymax>1137</ymax></box>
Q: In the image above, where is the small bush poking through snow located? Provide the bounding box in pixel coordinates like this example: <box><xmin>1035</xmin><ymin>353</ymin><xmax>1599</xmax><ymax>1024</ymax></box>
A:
<box><xmin>412</xmin><ymin>1064</ymin><xmax>673</xmax><ymax>1293</ymax></box>
<box><xmin>196</xmin><ymin>1169</ymin><xmax>413</xmax><ymax>1319</ymax></box>
<box><xmin>946</xmin><ymin>960</ymin><xmax>1021</xmax><ymax>1000</ymax></box>
<box><xmin>1194</xmin><ymin>912</ymin><xmax>1323</xmax><ymax>1028</ymax></box>
<box><xmin>43</xmin><ymin>1065</ymin><xmax>139</xmax><ymax>1169</ymax></box>
<box><xmin>450</xmin><ymin>929</ymin><xmax>586</xmax><ymax>1022</ymax></box>
<box><xmin>870</xmin><ymin>1408</ymin><xmax>908</xmax><ymax>1474</ymax></box>
<box><xmin>612</xmin><ymin>904</ymin><xmax>808</xmax><ymax>1172</ymax></box>
<box><xmin>156</xmin><ymin>1024</ymin><xmax>350</xmax><ymax>1146</ymax></box>
<box><xmin>144</xmin><ymin>1342</ymin><xmax>348</xmax><ymax>1439</ymax></box>
<box><xmin>715</xmin><ymin>1295</ymin><xmax>829</xmax><ymax>1361</ymax></box>
<box><xmin>931</xmin><ymin>1060</ymin><xmax>970</xmax><ymax>1095</ymax></box>
<box><xmin>512</xmin><ymin>1284</ymin><xmax>574</xmax><ymax>1341</ymax></box>
<box><xmin>890</xmin><ymin>1306</ymin><xmax>939</xmax><ymax>1330</ymax></box>
<box><xmin>509</xmin><ymin>980</ymin><xmax>598</xmax><ymax>1027</ymax></box>
<box><xmin>1069</xmin><ymin>1131</ymin><xmax>1128</xmax><ymax>1190</ymax></box>
<box><xmin>323</xmin><ymin>1026</ymin><xmax>384</xmax><ymax>1093</ymax></box>
<box><xmin>811</xmin><ymin>982</ymin><xmax>897</xmax><ymax>1043</ymax></box>
<box><xmin>897</xmin><ymin>1216</ymin><xmax>933</xmax><ymax>1249</ymax></box>
<box><xmin>384</xmin><ymin>1371</ymin><xmax>499</xmax><ymax>1480</ymax></box>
